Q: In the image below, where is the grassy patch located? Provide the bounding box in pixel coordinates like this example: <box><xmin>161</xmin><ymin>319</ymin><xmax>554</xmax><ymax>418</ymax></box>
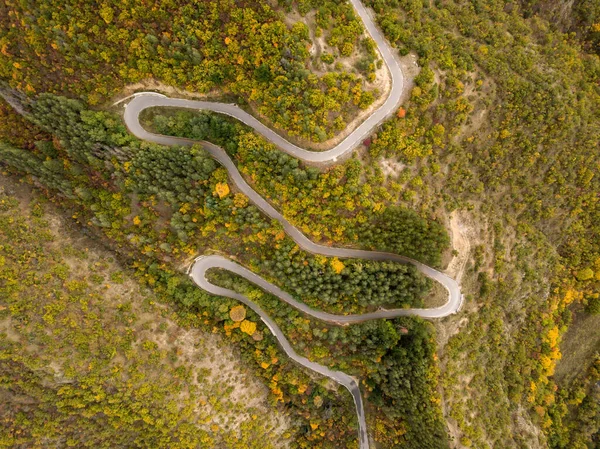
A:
<box><xmin>554</xmin><ymin>305</ymin><xmax>600</xmax><ymax>385</ymax></box>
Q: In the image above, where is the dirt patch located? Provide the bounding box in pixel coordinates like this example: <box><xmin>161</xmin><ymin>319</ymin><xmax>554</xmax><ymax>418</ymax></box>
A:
<box><xmin>396</xmin><ymin>52</ymin><xmax>420</xmax><ymax>103</ymax></box>
<box><xmin>444</xmin><ymin>416</ymin><xmax>464</xmax><ymax>448</ymax></box>
<box><xmin>379</xmin><ymin>157</ymin><xmax>405</xmax><ymax>178</ymax></box>
<box><xmin>437</xmin><ymin>315</ymin><xmax>470</xmax><ymax>448</ymax></box>
<box><xmin>0</xmin><ymin>317</ymin><xmax>21</xmax><ymax>342</ymax></box>
<box><xmin>459</xmin><ymin>75</ymin><xmax>495</xmax><ymax>140</ymax></box>
<box><xmin>281</xmin><ymin>10</ymin><xmax>322</xmax><ymax>69</ymax></box>
<box><xmin>446</xmin><ymin>211</ymin><xmax>473</xmax><ymax>282</ymax></box>
<box><xmin>463</xmin><ymin>107</ymin><xmax>487</xmax><ymax>136</ymax></box>
<box><xmin>513</xmin><ymin>405</ymin><xmax>545</xmax><ymax>449</ymax></box>
<box><xmin>422</xmin><ymin>280</ymin><xmax>450</xmax><ymax>308</ymax></box>
<box><xmin>108</xmin><ymin>79</ymin><xmax>222</xmax><ymax>109</ymax></box>
<box><xmin>435</xmin><ymin>316</ymin><xmax>470</xmax><ymax>353</ymax></box>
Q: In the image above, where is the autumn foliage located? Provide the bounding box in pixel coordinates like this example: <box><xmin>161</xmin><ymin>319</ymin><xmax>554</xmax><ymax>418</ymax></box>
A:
<box><xmin>229</xmin><ymin>305</ymin><xmax>246</xmax><ymax>322</ymax></box>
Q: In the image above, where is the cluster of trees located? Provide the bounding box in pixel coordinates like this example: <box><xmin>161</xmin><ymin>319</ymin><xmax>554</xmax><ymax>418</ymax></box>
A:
<box><xmin>141</xmin><ymin>107</ymin><xmax>241</xmax><ymax>154</ymax></box>
<box><xmin>546</xmin><ymin>355</ymin><xmax>600</xmax><ymax>448</ymax></box>
<box><xmin>368</xmin><ymin>67</ymin><xmax>442</xmax><ymax>161</ymax></box>
<box><xmin>130</xmin><ymin>145</ymin><xmax>216</xmax><ymax>205</ymax></box>
<box><xmin>277</xmin><ymin>0</ymin><xmax>381</xmax><ymax>80</ymax></box>
<box><xmin>0</xmin><ymin>98</ymin><xmax>49</xmax><ymax>149</ymax></box>
<box><xmin>0</xmin><ymin>0</ymin><xmax>377</xmax><ymax>142</ymax></box>
<box><xmin>365</xmin><ymin>323</ymin><xmax>449</xmax><ymax>448</ymax></box>
<box><xmin>262</xmin><ymin>240</ymin><xmax>431</xmax><ymax>311</ymax></box>
<box><xmin>519</xmin><ymin>0</ymin><xmax>600</xmax><ymax>55</ymax></box>
<box><xmin>356</xmin><ymin>207</ymin><xmax>450</xmax><ymax>267</ymax></box>
<box><xmin>288</xmin><ymin>0</ymin><xmax>365</xmax><ymax>55</ymax></box>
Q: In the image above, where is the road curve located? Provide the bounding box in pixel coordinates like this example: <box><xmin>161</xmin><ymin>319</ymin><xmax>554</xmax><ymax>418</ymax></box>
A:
<box><xmin>190</xmin><ymin>255</ymin><xmax>369</xmax><ymax>449</ymax></box>
<box><xmin>124</xmin><ymin>0</ymin><xmax>404</xmax><ymax>164</ymax></box>
<box><xmin>121</xmin><ymin>1</ymin><xmax>463</xmax><ymax>448</ymax></box>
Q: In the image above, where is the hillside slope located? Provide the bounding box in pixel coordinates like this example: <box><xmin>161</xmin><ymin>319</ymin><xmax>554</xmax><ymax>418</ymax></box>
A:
<box><xmin>0</xmin><ymin>0</ymin><xmax>599</xmax><ymax>448</ymax></box>
<box><xmin>0</xmin><ymin>174</ymin><xmax>290</xmax><ymax>448</ymax></box>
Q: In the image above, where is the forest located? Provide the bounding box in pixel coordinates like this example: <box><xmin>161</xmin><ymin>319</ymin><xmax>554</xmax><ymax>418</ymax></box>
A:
<box><xmin>0</xmin><ymin>89</ymin><xmax>450</xmax><ymax>447</ymax></box>
<box><xmin>0</xmin><ymin>0</ymin><xmax>379</xmax><ymax>143</ymax></box>
<box><xmin>1</xmin><ymin>0</ymin><xmax>599</xmax><ymax>447</ymax></box>
<box><xmin>359</xmin><ymin>0</ymin><xmax>600</xmax><ymax>446</ymax></box>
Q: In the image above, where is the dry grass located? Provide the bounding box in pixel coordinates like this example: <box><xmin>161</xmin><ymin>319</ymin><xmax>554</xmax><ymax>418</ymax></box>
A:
<box><xmin>554</xmin><ymin>305</ymin><xmax>600</xmax><ymax>386</ymax></box>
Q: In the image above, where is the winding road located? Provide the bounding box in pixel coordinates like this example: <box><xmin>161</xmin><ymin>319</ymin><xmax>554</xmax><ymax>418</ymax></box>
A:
<box><xmin>120</xmin><ymin>1</ymin><xmax>463</xmax><ymax>447</ymax></box>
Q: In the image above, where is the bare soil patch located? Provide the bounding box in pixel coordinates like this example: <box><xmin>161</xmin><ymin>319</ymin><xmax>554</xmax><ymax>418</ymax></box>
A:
<box><xmin>446</xmin><ymin>211</ymin><xmax>473</xmax><ymax>282</ymax></box>
<box><xmin>379</xmin><ymin>157</ymin><xmax>406</xmax><ymax>179</ymax></box>
<box><xmin>422</xmin><ymin>279</ymin><xmax>450</xmax><ymax>308</ymax></box>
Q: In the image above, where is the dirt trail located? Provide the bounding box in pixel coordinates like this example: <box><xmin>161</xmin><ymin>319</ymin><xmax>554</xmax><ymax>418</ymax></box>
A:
<box><xmin>446</xmin><ymin>212</ymin><xmax>472</xmax><ymax>283</ymax></box>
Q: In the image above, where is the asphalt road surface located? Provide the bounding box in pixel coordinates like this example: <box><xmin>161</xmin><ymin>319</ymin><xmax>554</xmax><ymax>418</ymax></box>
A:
<box><xmin>121</xmin><ymin>1</ymin><xmax>463</xmax><ymax>447</ymax></box>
